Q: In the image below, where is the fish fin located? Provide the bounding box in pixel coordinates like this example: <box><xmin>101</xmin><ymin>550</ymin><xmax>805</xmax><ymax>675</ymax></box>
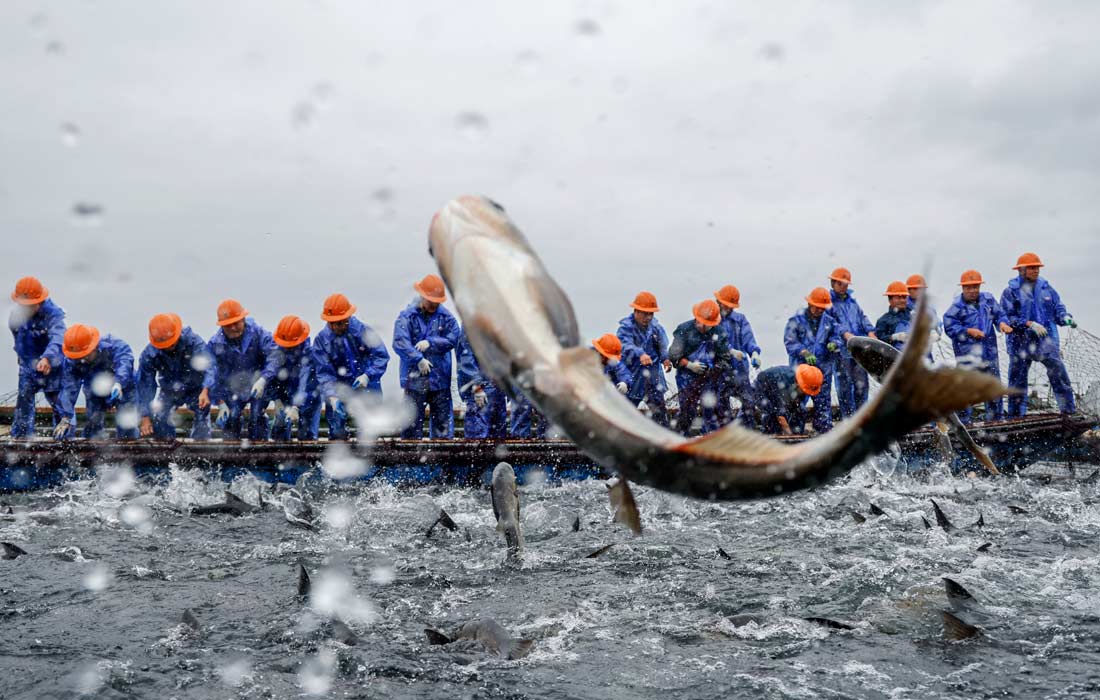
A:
<box><xmin>438</xmin><ymin>508</ymin><xmax>458</xmax><ymax>532</ymax></box>
<box><xmin>331</xmin><ymin>619</ymin><xmax>359</xmax><ymax>646</ymax></box>
<box><xmin>716</xmin><ymin>546</ymin><xmax>732</xmax><ymax>560</ymax></box>
<box><xmin>942</xmin><ymin>610</ymin><xmax>981</xmax><ymax>641</ymax></box>
<box><xmin>508</xmin><ymin>639</ymin><xmax>536</xmax><ymax>660</ymax></box>
<box><xmin>946</xmin><ymin>414</ymin><xmax>1000</xmax><ymax>475</ymax></box>
<box><xmin>1008</xmin><ymin>504</ymin><xmax>1029</xmax><ymax>515</ymax></box>
<box><xmin>869</xmin><ymin>503</ymin><xmax>886</xmax><ymax>517</ymax></box>
<box><xmin>930</xmin><ymin>499</ymin><xmax>953</xmax><ymax>531</ymax></box>
<box><xmin>974</xmin><ymin>512</ymin><xmax>985</xmax><ymax>528</ymax></box>
<box><xmin>1083</xmin><ymin>469</ymin><xmax>1099</xmax><ymax>484</ymax></box>
<box><xmin>803</xmin><ymin>617</ymin><xmax>855</xmax><ymax>631</ymax></box>
<box><xmin>4</xmin><ymin>506</ymin><xmax>12</xmax><ymax>515</ymax></box>
<box><xmin>2</xmin><ymin>542</ymin><xmax>28</xmax><ymax>558</ymax></box>
<box><xmin>257</xmin><ymin>485</ymin><xmax>266</xmax><ymax>511</ymax></box>
<box><xmin>181</xmin><ymin>609</ymin><xmax>200</xmax><ymax>631</ymax></box>
<box><xmin>424</xmin><ymin>628</ymin><xmax>452</xmax><ymax>645</ymax></box>
<box><xmin>464</xmin><ymin>528</ymin><xmax>472</xmax><ymax>543</ymax></box>
<box><xmin>851</xmin><ymin>511</ymin><xmax>866</xmax><ymax>524</ymax></box>
<box><xmin>976</xmin><ymin>542</ymin><xmax>992</xmax><ymax>552</ymax></box>
<box><xmin>525</xmin><ymin>273</ymin><xmax>580</xmax><ymax>347</ymax></box>
<box><xmin>608</xmin><ymin>478</ymin><xmax>642</xmax><ymax>535</ymax></box>
<box><xmin>585</xmin><ymin>543</ymin><xmax>615</xmax><ymax>559</ymax></box>
<box><xmin>297</xmin><ymin>563</ymin><xmax>311</xmax><ymax>599</ymax></box>
<box><xmin>571</xmin><ymin>515</ymin><xmax>581</xmax><ymax>532</ymax></box>
<box><xmin>942</xmin><ymin>577</ymin><xmax>974</xmax><ymax>604</ymax></box>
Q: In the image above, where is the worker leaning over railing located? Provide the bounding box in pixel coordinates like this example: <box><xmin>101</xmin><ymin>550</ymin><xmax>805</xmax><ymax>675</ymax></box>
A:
<box><xmin>268</xmin><ymin>315</ymin><xmax>321</xmax><ymax>441</ymax></box>
<box><xmin>206</xmin><ymin>299</ymin><xmax>279</xmax><ymax>441</ymax></box>
<box><xmin>136</xmin><ymin>313</ymin><xmax>216</xmax><ymax>440</ymax></box>
<box><xmin>58</xmin><ymin>324</ymin><xmax>138</xmax><ymax>439</ymax></box>
<box><xmin>8</xmin><ymin>276</ymin><xmax>70</xmax><ymax>440</ymax></box>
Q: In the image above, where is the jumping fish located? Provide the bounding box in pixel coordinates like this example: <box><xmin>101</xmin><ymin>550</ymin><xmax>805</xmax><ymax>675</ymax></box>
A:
<box><xmin>428</xmin><ymin>195</ymin><xmax>1008</xmax><ymax>501</ymax></box>
<box><xmin>606</xmin><ymin>477</ymin><xmax>642</xmax><ymax>534</ymax></box>
<box><xmin>282</xmin><ymin>487</ymin><xmax>316</xmax><ymax>531</ymax></box>
<box><xmin>424</xmin><ymin>619</ymin><xmax>535</xmax><ymax>660</ymax></box>
<box><xmin>426</xmin><ymin>508</ymin><xmax>458</xmax><ymax>538</ymax></box>
<box><xmin>190</xmin><ymin>491</ymin><xmax>259</xmax><ymax>517</ymax></box>
<box><xmin>847</xmin><ymin>336</ymin><xmax>1000</xmax><ymax>475</ymax></box>
<box><xmin>490</xmin><ymin>462</ymin><xmax>523</xmax><ymax>557</ymax></box>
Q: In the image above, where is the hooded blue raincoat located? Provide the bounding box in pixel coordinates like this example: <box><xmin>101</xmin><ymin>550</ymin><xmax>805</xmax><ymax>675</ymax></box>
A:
<box><xmin>312</xmin><ymin>316</ymin><xmax>390</xmax><ymax>439</ymax></box>
<box><xmin>60</xmin><ymin>334</ymin><xmax>137</xmax><ymax>438</ymax></box>
<box><xmin>828</xmin><ymin>290</ymin><xmax>874</xmax><ymax>417</ymax></box>
<box><xmin>9</xmin><ymin>299</ymin><xmax>68</xmax><ymax>438</ymax></box>
<box><xmin>943</xmin><ymin>292</ymin><xmax>1008</xmax><ymax>422</ymax></box>
<box><xmin>616</xmin><ymin>314</ymin><xmax>671</xmax><ymax>426</ymax></box>
<box><xmin>783</xmin><ymin>308</ymin><xmax>841</xmax><ymax>433</ymax></box>
<box><xmin>456</xmin><ymin>333</ymin><xmax>507</xmax><ymax>439</ymax></box>
<box><xmin>136</xmin><ymin>327</ymin><xmax>216</xmax><ymax>439</ymax></box>
<box><xmin>207</xmin><ymin>318</ymin><xmax>280</xmax><ymax>440</ymax></box>
<box><xmin>1000</xmin><ymin>276</ymin><xmax>1075</xmax><ymax>415</ymax></box>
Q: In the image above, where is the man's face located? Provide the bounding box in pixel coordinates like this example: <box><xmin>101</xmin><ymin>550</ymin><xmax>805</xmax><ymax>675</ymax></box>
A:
<box><xmin>831</xmin><ymin>280</ymin><xmax>849</xmax><ymax>295</ymax></box>
<box><xmin>719</xmin><ymin>305</ymin><xmax>731</xmax><ymax>319</ymax></box>
<box><xmin>420</xmin><ymin>298</ymin><xmax>440</xmax><ymax>314</ymax></box>
<box><xmin>888</xmin><ymin>295</ymin><xmax>908</xmax><ymax>311</ymax></box>
<box><xmin>1022</xmin><ymin>266</ymin><xmax>1040</xmax><ymax>282</ymax></box>
<box><xmin>962</xmin><ymin>285</ymin><xmax>981</xmax><ymax>303</ymax></box>
<box><xmin>808</xmin><ymin>305</ymin><xmax>824</xmax><ymax>319</ymax></box>
<box><xmin>633</xmin><ymin>310</ymin><xmax>653</xmax><ymax>327</ymax></box>
<box><xmin>223</xmin><ymin>319</ymin><xmax>246</xmax><ymax>340</ymax></box>
<box><xmin>328</xmin><ymin>319</ymin><xmax>349</xmax><ymax>335</ymax></box>
<box><xmin>77</xmin><ymin>348</ymin><xmax>100</xmax><ymax>367</ymax></box>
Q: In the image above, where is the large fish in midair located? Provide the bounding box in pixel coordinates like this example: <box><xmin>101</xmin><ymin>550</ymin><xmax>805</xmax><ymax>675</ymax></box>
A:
<box><xmin>428</xmin><ymin>195</ymin><xmax>1008</xmax><ymax>501</ymax></box>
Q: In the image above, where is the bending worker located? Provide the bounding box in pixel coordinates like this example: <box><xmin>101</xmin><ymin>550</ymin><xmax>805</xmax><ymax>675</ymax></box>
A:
<box><xmin>456</xmin><ymin>332</ymin><xmax>507</xmax><ymax>439</ymax></box>
<box><xmin>712</xmin><ymin>284</ymin><xmax>761</xmax><ymax>429</ymax></box>
<box><xmin>268</xmin><ymin>315</ymin><xmax>321</xmax><ymax>440</ymax></box>
<box><xmin>617</xmin><ymin>291</ymin><xmax>672</xmax><ymax>426</ymax></box>
<box><xmin>783</xmin><ymin>287</ymin><xmax>842</xmax><ymax>433</ymax></box>
<box><xmin>393</xmin><ymin>274</ymin><xmax>461</xmax><ymax>439</ymax></box>
<box><xmin>59</xmin><ymin>324</ymin><xmax>137</xmax><ymax>439</ymax></box>
<box><xmin>137</xmin><ymin>313</ymin><xmax>216</xmax><ymax>439</ymax></box>
<box><xmin>207</xmin><ymin>299</ymin><xmax>279</xmax><ymax>441</ymax></box>
<box><xmin>8</xmin><ymin>277</ymin><xmax>70</xmax><ymax>439</ymax></box>
<box><xmin>874</xmin><ymin>281</ymin><xmax>914</xmax><ymax>351</ymax></box>
<box><xmin>753</xmin><ymin>364</ymin><xmax>824</xmax><ymax>436</ymax></box>
<box><xmin>827</xmin><ymin>268</ymin><xmax>875</xmax><ymax>418</ymax></box>
<box><xmin>943</xmin><ymin>270</ymin><xmax>1012</xmax><ymax>423</ymax></box>
<box><xmin>1000</xmin><ymin>253</ymin><xmax>1077</xmax><ymax>416</ymax></box>
<box><xmin>592</xmin><ymin>333</ymin><xmax>632</xmax><ymax>394</ymax></box>
<box><xmin>313</xmin><ymin>293</ymin><xmax>390</xmax><ymax>439</ymax></box>
<box><xmin>669</xmin><ymin>300</ymin><xmax>732</xmax><ymax>436</ymax></box>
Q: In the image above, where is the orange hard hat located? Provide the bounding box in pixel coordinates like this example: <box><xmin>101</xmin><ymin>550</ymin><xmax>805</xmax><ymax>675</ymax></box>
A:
<box><xmin>1012</xmin><ymin>252</ymin><xmax>1044</xmax><ymax>270</ymax></box>
<box><xmin>413</xmin><ymin>274</ymin><xmax>447</xmax><ymax>303</ymax></box>
<box><xmin>592</xmin><ymin>333</ymin><xmax>623</xmax><ymax>362</ymax></box>
<box><xmin>884</xmin><ymin>281</ymin><xmax>908</xmax><ymax>297</ymax></box>
<box><xmin>959</xmin><ymin>270</ymin><xmax>985</xmax><ymax>286</ymax></box>
<box><xmin>148</xmin><ymin>313</ymin><xmax>182</xmax><ymax>350</ymax></box>
<box><xmin>321</xmin><ymin>293</ymin><xmax>357</xmax><ymax>322</ymax></box>
<box><xmin>714</xmin><ymin>284</ymin><xmax>741</xmax><ymax>309</ymax></box>
<box><xmin>905</xmin><ymin>274</ymin><xmax>927</xmax><ymax>290</ymax></box>
<box><xmin>829</xmin><ymin>268</ymin><xmax>852</xmax><ymax>284</ymax></box>
<box><xmin>216</xmin><ymin>299</ymin><xmax>249</xmax><ymax>327</ymax></box>
<box><xmin>692</xmin><ymin>299</ymin><xmax>721</xmax><ymax>327</ymax></box>
<box><xmin>273</xmin><ymin>315</ymin><xmax>311</xmax><ymax>348</ymax></box>
<box><xmin>795</xmin><ymin>364</ymin><xmax>824</xmax><ymax>396</ymax></box>
<box><xmin>62</xmin><ymin>323</ymin><xmax>101</xmax><ymax>360</ymax></box>
<box><xmin>805</xmin><ymin>287</ymin><xmax>833</xmax><ymax>309</ymax></box>
<box><xmin>11</xmin><ymin>276</ymin><xmax>49</xmax><ymax>305</ymax></box>
<box><xmin>630</xmin><ymin>291</ymin><xmax>660</xmax><ymax>313</ymax></box>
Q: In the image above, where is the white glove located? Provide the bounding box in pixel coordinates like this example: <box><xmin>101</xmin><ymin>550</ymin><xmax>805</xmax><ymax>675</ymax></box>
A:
<box><xmin>352</xmin><ymin>373</ymin><xmax>370</xmax><ymax>389</ymax></box>
<box><xmin>891</xmin><ymin>332</ymin><xmax>909</xmax><ymax>342</ymax></box>
<box><xmin>616</xmin><ymin>381</ymin><xmax>629</xmax><ymax>394</ymax></box>
<box><xmin>750</xmin><ymin>352</ymin><xmax>761</xmax><ymax>369</ymax></box>
<box><xmin>473</xmin><ymin>388</ymin><xmax>488</xmax><ymax>408</ymax></box>
<box><xmin>685</xmin><ymin>360</ymin><xmax>707</xmax><ymax>374</ymax></box>
<box><xmin>250</xmin><ymin>376</ymin><xmax>267</xmax><ymax>399</ymax></box>
<box><xmin>731</xmin><ymin>350</ymin><xmax>745</xmax><ymax>361</ymax></box>
<box><xmin>284</xmin><ymin>405</ymin><xmax>299</xmax><ymax>423</ymax></box>
<box><xmin>53</xmin><ymin>418</ymin><xmax>72</xmax><ymax>439</ymax></box>
<box><xmin>216</xmin><ymin>401</ymin><xmax>229</xmax><ymax>416</ymax></box>
<box><xmin>637</xmin><ymin>400</ymin><xmax>649</xmax><ymax>413</ymax></box>
<box><xmin>1028</xmin><ymin>321</ymin><xmax>1048</xmax><ymax>338</ymax></box>
<box><xmin>417</xmin><ymin>358</ymin><xmax>433</xmax><ymax>375</ymax></box>
<box><xmin>109</xmin><ymin>382</ymin><xmax>123</xmax><ymax>402</ymax></box>
<box><xmin>415</xmin><ymin>340</ymin><xmax>430</xmax><ymax>352</ymax></box>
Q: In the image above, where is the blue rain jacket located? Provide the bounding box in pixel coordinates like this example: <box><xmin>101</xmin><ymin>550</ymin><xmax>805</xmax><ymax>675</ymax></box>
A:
<box><xmin>59</xmin><ymin>334</ymin><xmax>135</xmax><ymax>418</ymax></box>
<box><xmin>753</xmin><ymin>366</ymin><xmax>808</xmax><ymax>433</ymax></box>
<box><xmin>603</xmin><ymin>357</ymin><xmax>632</xmax><ymax>386</ymax></box>
<box><xmin>668</xmin><ymin>321</ymin><xmax>732</xmax><ymax>392</ymax></box>
<box><xmin>392</xmin><ymin>302</ymin><xmax>461</xmax><ymax>393</ymax></box>
<box><xmin>456</xmin><ymin>333</ymin><xmax>502</xmax><ymax>395</ymax></box>
<box><xmin>136</xmin><ymin>327</ymin><xmax>216</xmax><ymax>415</ymax></box>
<box><xmin>943</xmin><ymin>293</ymin><xmax>1007</xmax><ymax>364</ymax></box>
<box><xmin>313</xmin><ymin>316</ymin><xmax>390</xmax><ymax>398</ymax></box>
<box><xmin>828</xmin><ymin>291</ymin><xmax>874</xmax><ymax>357</ymax></box>
<box><xmin>873</xmin><ymin>308</ymin><xmax>913</xmax><ymax>351</ymax></box>
<box><xmin>269</xmin><ymin>339</ymin><xmax>319</xmax><ymax>408</ymax></box>
<box><xmin>206</xmin><ymin>318</ymin><xmax>280</xmax><ymax>404</ymax></box>
<box><xmin>616</xmin><ymin>315</ymin><xmax>670</xmax><ymax>400</ymax></box>
<box><xmin>784</xmin><ymin>309</ymin><xmax>842</xmax><ymax>367</ymax></box>
<box><xmin>719</xmin><ymin>310</ymin><xmax>761</xmax><ymax>378</ymax></box>
<box><xmin>1000</xmin><ymin>276</ymin><xmax>1072</xmax><ymax>361</ymax></box>
<box><xmin>9</xmin><ymin>299</ymin><xmax>66</xmax><ymax>390</ymax></box>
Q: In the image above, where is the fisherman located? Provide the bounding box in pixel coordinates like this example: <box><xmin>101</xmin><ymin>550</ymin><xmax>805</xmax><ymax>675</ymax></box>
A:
<box><xmin>268</xmin><ymin>315</ymin><xmax>321</xmax><ymax>440</ymax></box>
<box><xmin>616</xmin><ymin>291</ymin><xmax>673</xmax><ymax>426</ymax></box>
<box><xmin>8</xmin><ymin>277</ymin><xmax>70</xmax><ymax>440</ymax></box>
<box><xmin>592</xmin><ymin>333</ymin><xmax>632</xmax><ymax>393</ymax></box>
<box><xmin>999</xmin><ymin>253</ymin><xmax>1077</xmax><ymax>416</ymax></box>
<box><xmin>313</xmin><ymin>293</ymin><xmax>390</xmax><ymax>439</ymax></box>
<box><xmin>206</xmin><ymin>299</ymin><xmax>279</xmax><ymax>441</ymax></box>
<box><xmin>456</xmin><ymin>332</ymin><xmax>507</xmax><ymax>439</ymax></box>
<box><xmin>826</xmin><ymin>268</ymin><xmax>875</xmax><ymax>418</ymax></box>
<box><xmin>58</xmin><ymin>324</ymin><xmax>137</xmax><ymax>439</ymax></box>
<box><xmin>874</xmin><ymin>282</ymin><xmax>914</xmax><ymax>351</ymax></box>
<box><xmin>136</xmin><ymin>313</ymin><xmax>216</xmax><ymax>439</ymax></box>
<box><xmin>392</xmin><ymin>275</ymin><xmax>461</xmax><ymax>439</ymax></box>
<box><xmin>668</xmin><ymin>300</ymin><xmax>733</xmax><ymax>435</ymax></box>
<box><xmin>943</xmin><ymin>270</ymin><xmax>1013</xmax><ymax>423</ymax></box>
<box><xmin>712</xmin><ymin>284</ymin><xmax>761</xmax><ymax>429</ymax></box>
<box><xmin>905</xmin><ymin>274</ymin><xmax>944</xmax><ymax>351</ymax></box>
<box><xmin>752</xmin><ymin>364</ymin><xmax>824</xmax><ymax>436</ymax></box>
<box><xmin>783</xmin><ymin>287</ymin><xmax>842</xmax><ymax>433</ymax></box>
<box><xmin>509</xmin><ymin>394</ymin><xmax>548</xmax><ymax>438</ymax></box>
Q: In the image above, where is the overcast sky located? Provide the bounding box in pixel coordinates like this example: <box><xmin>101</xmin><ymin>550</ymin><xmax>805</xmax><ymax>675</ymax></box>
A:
<box><xmin>3</xmin><ymin>0</ymin><xmax>1098</xmax><ymax>398</ymax></box>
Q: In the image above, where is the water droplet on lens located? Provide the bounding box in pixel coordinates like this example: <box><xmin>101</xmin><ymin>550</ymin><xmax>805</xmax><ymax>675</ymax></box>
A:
<box><xmin>71</xmin><ymin>202</ymin><xmax>104</xmax><ymax>227</ymax></box>
<box><xmin>61</xmin><ymin>122</ymin><xmax>80</xmax><ymax>147</ymax></box>
<box><xmin>574</xmin><ymin>18</ymin><xmax>601</xmax><ymax>38</ymax></box>
<box><xmin>515</xmin><ymin>50</ymin><xmax>541</xmax><ymax>76</ymax></box>
<box><xmin>760</xmin><ymin>42</ymin><xmax>785</xmax><ymax>62</ymax></box>
<box><xmin>291</xmin><ymin>101</ymin><xmax>314</xmax><ymax>129</ymax></box>
<box><xmin>455</xmin><ymin>112</ymin><xmax>489</xmax><ymax>142</ymax></box>
<box><xmin>83</xmin><ymin>564</ymin><xmax>112</xmax><ymax>592</ymax></box>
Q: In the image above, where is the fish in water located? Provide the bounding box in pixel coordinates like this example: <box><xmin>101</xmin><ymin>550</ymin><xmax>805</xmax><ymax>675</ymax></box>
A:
<box><xmin>921</xmin><ymin>516</ymin><xmax>932</xmax><ymax>530</ymax></box>
<box><xmin>571</xmin><ymin>515</ymin><xmax>581</xmax><ymax>532</ymax></box>
<box><xmin>606</xmin><ymin>477</ymin><xmax>642</xmax><ymax>534</ymax></box>
<box><xmin>976</xmin><ymin>542</ymin><xmax>992</xmax><ymax>553</ymax></box>
<box><xmin>424</xmin><ymin>619</ymin><xmax>535</xmax><ymax>660</ymax></box>
<box><xmin>851</xmin><ymin>511</ymin><xmax>867</xmax><ymax>524</ymax></box>
<box><xmin>847</xmin><ymin>336</ymin><xmax>1001</xmax><ymax>475</ymax></box>
<box><xmin>190</xmin><ymin>491</ymin><xmax>259</xmax><ymax>517</ymax></box>
<box><xmin>51</xmin><ymin>546</ymin><xmax>88</xmax><ymax>562</ymax></box>
<box><xmin>282</xmin><ymin>487</ymin><xmax>316</xmax><ymax>531</ymax></box>
<box><xmin>1008</xmin><ymin>504</ymin><xmax>1030</xmax><ymax>515</ymax></box>
<box><xmin>930</xmin><ymin>499</ymin><xmax>953</xmax><ymax>532</ymax></box>
<box><xmin>428</xmin><ymin>195</ymin><xmax>1007</xmax><ymax>502</ymax></box>
<box><xmin>490</xmin><ymin>462</ymin><xmax>523</xmax><ymax>557</ymax></box>
<box><xmin>426</xmin><ymin>508</ymin><xmax>458</xmax><ymax>538</ymax></box>
<box><xmin>716</xmin><ymin>546</ymin><xmax>732</xmax><ymax>560</ymax></box>
<box><xmin>942</xmin><ymin>610</ymin><xmax>981</xmax><ymax>641</ymax></box>
<box><xmin>2</xmin><ymin>542</ymin><xmax>28</xmax><ymax>560</ymax></box>
<box><xmin>181</xmin><ymin>609</ymin><xmax>202</xmax><ymax>634</ymax></box>
<box><xmin>585</xmin><ymin>543</ymin><xmax>616</xmax><ymax>559</ymax></box>
<box><xmin>297</xmin><ymin>563</ymin><xmax>311</xmax><ymax>600</ymax></box>
<box><xmin>869</xmin><ymin>503</ymin><xmax>887</xmax><ymax>517</ymax></box>
<box><xmin>942</xmin><ymin>577</ymin><xmax>975</xmax><ymax>609</ymax></box>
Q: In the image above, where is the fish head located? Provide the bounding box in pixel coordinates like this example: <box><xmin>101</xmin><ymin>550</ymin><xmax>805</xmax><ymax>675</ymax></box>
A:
<box><xmin>428</xmin><ymin>195</ymin><xmax>521</xmax><ymax>285</ymax></box>
<box><xmin>846</xmin><ymin>336</ymin><xmax>899</xmax><ymax>382</ymax></box>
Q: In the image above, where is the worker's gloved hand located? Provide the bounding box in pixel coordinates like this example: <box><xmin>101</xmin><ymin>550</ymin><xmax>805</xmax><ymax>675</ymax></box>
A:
<box><xmin>473</xmin><ymin>388</ymin><xmax>488</xmax><ymax>409</ymax></box>
<box><xmin>53</xmin><ymin>418</ymin><xmax>71</xmax><ymax>439</ymax></box>
<box><xmin>826</xmin><ymin>342</ymin><xmax>838</xmax><ymax>353</ymax></box>
<box><xmin>750</xmin><ymin>353</ymin><xmax>761</xmax><ymax>369</ymax></box>
<box><xmin>215</xmin><ymin>402</ymin><xmax>229</xmax><ymax>429</ymax></box>
<box><xmin>616</xmin><ymin>381</ymin><xmax>629</xmax><ymax>394</ymax></box>
<box><xmin>1028</xmin><ymin>321</ymin><xmax>1048</xmax><ymax>338</ymax></box>
<box><xmin>109</xmin><ymin>382</ymin><xmax>123</xmax><ymax>402</ymax></box>
<box><xmin>250</xmin><ymin>376</ymin><xmax>267</xmax><ymax>399</ymax></box>
<box><xmin>999</xmin><ymin>322</ymin><xmax>1013</xmax><ymax>334</ymax></box>
<box><xmin>415</xmin><ymin>340</ymin><xmax>431</xmax><ymax>352</ymax></box>
<box><xmin>1064</xmin><ymin>316</ymin><xmax>1077</xmax><ymax>329</ymax></box>
<box><xmin>731</xmin><ymin>350</ymin><xmax>745</xmax><ymax>362</ymax></box>
<box><xmin>685</xmin><ymin>360</ymin><xmax>707</xmax><ymax>375</ymax></box>
<box><xmin>284</xmin><ymin>405</ymin><xmax>300</xmax><ymax>423</ymax></box>
<box><xmin>417</xmin><ymin>358</ymin><xmax>433</xmax><ymax>376</ymax></box>
<box><xmin>966</xmin><ymin>328</ymin><xmax>985</xmax><ymax>340</ymax></box>
<box><xmin>637</xmin><ymin>400</ymin><xmax>649</xmax><ymax>413</ymax></box>
<box><xmin>804</xmin><ymin>354</ymin><xmax>817</xmax><ymax>366</ymax></box>
<box><xmin>352</xmin><ymin>373</ymin><xmax>370</xmax><ymax>390</ymax></box>
<box><xmin>891</xmin><ymin>332</ymin><xmax>909</xmax><ymax>343</ymax></box>
<box><xmin>329</xmin><ymin>397</ymin><xmax>347</xmax><ymax>419</ymax></box>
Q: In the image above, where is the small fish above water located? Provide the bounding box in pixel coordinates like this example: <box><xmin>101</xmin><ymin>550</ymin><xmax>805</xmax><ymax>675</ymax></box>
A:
<box><xmin>426</xmin><ymin>508</ymin><xmax>457</xmax><ymax>538</ymax></box>
<box><xmin>425</xmin><ymin>619</ymin><xmax>535</xmax><ymax>660</ymax></box>
<box><xmin>282</xmin><ymin>487</ymin><xmax>315</xmax><ymax>531</ymax></box>
<box><xmin>490</xmin><ymin>463</ymin><xmax>523</xmax><ymax>558</ymax></box>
